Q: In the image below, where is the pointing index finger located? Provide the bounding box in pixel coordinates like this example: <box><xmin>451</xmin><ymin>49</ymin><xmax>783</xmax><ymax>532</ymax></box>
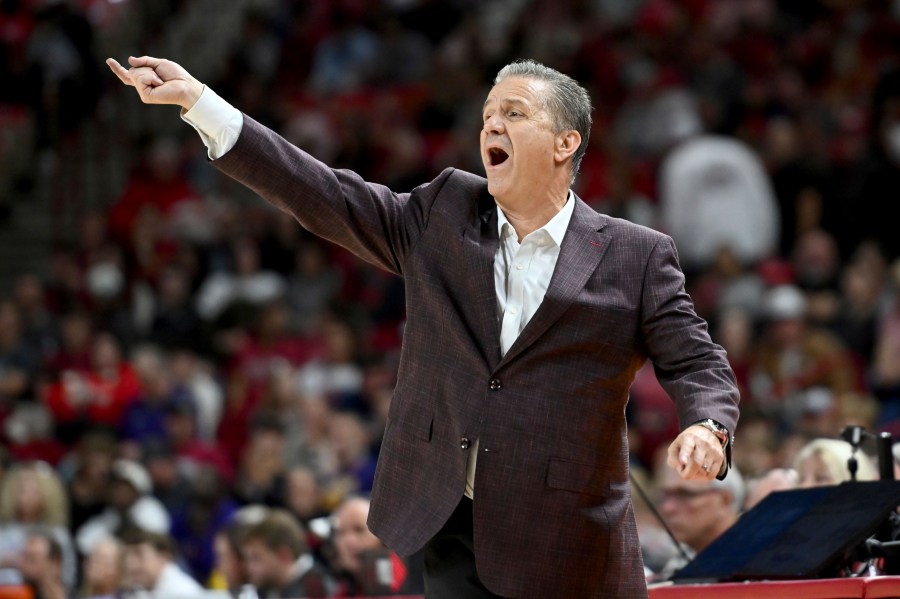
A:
<box><xmin>106</xmin><ymin>58</ymin><xmax>133</xmax><ymax>86</ymax></box>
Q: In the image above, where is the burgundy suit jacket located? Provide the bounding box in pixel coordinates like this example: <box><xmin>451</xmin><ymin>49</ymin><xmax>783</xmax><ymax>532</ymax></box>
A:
<box><xmin>214</xmin><ymin>117</ymin><xmax>740</xmax><ymax>599</ymax></box>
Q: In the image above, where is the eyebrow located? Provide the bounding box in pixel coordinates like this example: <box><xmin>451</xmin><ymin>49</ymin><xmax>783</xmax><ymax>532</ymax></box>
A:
<box><xmin>482</xmin><ymin>97</ymin><xmax>529</xmax><ymax>111</ymax></box>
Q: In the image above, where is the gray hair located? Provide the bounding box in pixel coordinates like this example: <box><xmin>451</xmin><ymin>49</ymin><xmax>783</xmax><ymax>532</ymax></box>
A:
<box><xmin>494</xmin><ymin>59</ymin><xmax>593</xmax><ymax>183</ymax></box>
<box><xmin>710</xmin><ymin>466</ymin><xmax>746</xmax><ymax>513</ymax></box>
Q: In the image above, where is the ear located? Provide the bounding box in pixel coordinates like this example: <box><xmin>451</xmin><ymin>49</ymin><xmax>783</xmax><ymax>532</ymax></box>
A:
<box><xmin>554</xmin><ymin>130</ymin><xmax>582</xmax><ymax>165</ymax></box>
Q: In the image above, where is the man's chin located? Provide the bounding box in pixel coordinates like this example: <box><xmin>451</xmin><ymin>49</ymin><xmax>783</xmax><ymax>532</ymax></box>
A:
<box><xmin>486</xmin><ymin>178</ymin><xmax>506</xmax><ymax>200</ymax></box>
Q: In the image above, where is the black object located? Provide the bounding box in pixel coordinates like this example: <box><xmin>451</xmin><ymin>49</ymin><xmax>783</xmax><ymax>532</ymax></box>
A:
<box><xmin>878</xmin><ymin>432</ymin><xmax>895</xmax><ymax>482</ymax></box>
<box><xmin>671</xmin><ymin>481</ymin><xmax>900</xmax><ymax>583</ymax></box>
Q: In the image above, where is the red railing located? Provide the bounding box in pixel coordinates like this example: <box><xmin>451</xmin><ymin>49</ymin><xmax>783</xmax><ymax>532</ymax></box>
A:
<box><xmin>648</xmin><ymin>576</ymin><xmax>900</xmax><ymax>598</ymax></box>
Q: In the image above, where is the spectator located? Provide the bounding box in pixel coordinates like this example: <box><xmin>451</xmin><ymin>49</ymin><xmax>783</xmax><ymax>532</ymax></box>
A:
<box><xmin>0</xmin><ymin>300</ymin><xmax>38</xmax><ymax>414</ymax></box>
<box><xmin>659</xmin><ymin>134</ymin><xmax>779</xmax><ymax>270</ymax></box>
<box><xmin>794</xmin><ymin>437</ymin><xmax>878</xmax><ymax>487</ymax></box>
<box><xmin>107</xmin><ymin>136</ymin><xmax>199</xmax><ymax>244</ymax></box>
<box><xmin>731</xmin><ymin>410</ymin><xmax>779</xmax><ymax>478</ymax></box>
<box><xmin>329</xmin><ymin>496</ymin><xmax>414</xmax><ymax>597</ymax></box>
<box><xmin>122</xmin><ymin>530</ymin><xmax>205</xmax><ymax>598</ymax></box>
<box><xmin>19</xmin><ymin>532</ymin><xmax>67</xmax><ymax>599</ymax></box>
<box><xmin>147</xmin><ymin>265</ymin><xmax>205</xmax><ymax>352</ymax></box>
<box><xmin>282</xmin><ymin>466</ymin><xmax>326</xmax><ymax>528</ymax></box>
<box><xmin>874</xmin><ymin>260</ymin><xmax>900</xmax><ymax>423</ymax></box>
<box><xmin>791</xmin><ymin>230</ymin><xmax>842</xmax><ymax>328</ymax></box>
<box><xmin>748</xmin><ymin>284</ymin><xmax>858</xmax><ymax>412</ymax></box>
<box><xmin>281</xmin><ymin>393</ymin><xmax>334</xmax><ymax>482</ymax></box>
<box><xmin>79</xmin><ymin>536</ymin><xmax>124</xmax><ymax>599</ymax></box>
<box><xmin>45</xmin><ymin>310</ymin><xmax>93</xmax><ymax>377</ymax></box>
<box><xmin>168</xmin><ymin>349</ymin><xmax>223</xmax><ymax>443</ymax></box>
<box><xmin>44</xmin><ymin>332</ymin><xmax>140</xmax><ymax>445</ymax></box>
<box><xmin>232</xmin><ymin>413</ymin><xmax>286</xmax><ymax>506</ymax></box>
<box><xmin>142</xmin><ymin>440</ymin><xmax>191</xmax><ymax>517</ymax></box>
<box><xmin>76</xmin><ymin>459</ymin><xmax>170</xmax><ymax>556</ymax></box>
<box><xmin>832</xmin><ymin>247</ymin><xmax>885</xmax><ymax>363</ymax></box>
<box><xmin>294</xmin><ymin>319</ymin><xmax>364</xmax><ymax>407</ymax></box>
<box><xmin>0</xmin><ymin>462</ymin><xmax>77</xmax><ymax>591</ymax></box>
<box><xmin>241</xmin><ymin>508</ymin><xmax>333</xmax><ymax>598</ymax></box>
<box><xmin>13</xmin><ymin>274</ymin><xmax>59</xmax><ymax>364</ymax></box>
<box><xmin>655</xmin><ymin>464</ymin><xmax>745</xmax><ymax>577</ymax></box>
<box><xmin>169</xmin><ymin>466</ymin><xmax>238</xmax><ymax>584</ymax></box>
<box><xmin>743</xmin><ymin>468</ymin><xmax>799</xmax><ymax>511</ymax></box>
<box><xmin>324</xmin><ymin>411</ymin><xmax>377</xmax><ymax>497</ymax></box>
<box><xmin>209</xmin><ymin>505</ymin><xmax>267</xmax><ymax>595</ymax></box>
<box><xmin>285</xmin><ymin>241</ymin><xmax>342</xmax><ymax>333</ymax></box>
<box><xmin>65</xmin><ymin>431</ymin><xmax>118</xmax><ymax>533</ymax></box>
<box><xmin>161</xmin><ymin>393</ymin><xmax>232</xmax><ymax>486</ymax></box>
<box><xmin>308</xmin><ymin>12</ymin><xmax>381</xmax><ymax>94</ymax></box>
<box><xmin>119</xmin><ymin>345</ymin><xmax>187</xmax><ymax>446</ymax></box>
<box><xmin>195</xmin><ymin>236</ymin><xmax>286</xmax><ymax>323</ymax></box>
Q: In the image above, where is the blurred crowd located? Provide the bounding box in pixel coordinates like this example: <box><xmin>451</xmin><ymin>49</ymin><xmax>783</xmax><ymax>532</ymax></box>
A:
<box><xmin>4</xmin><ymin>0</ymin><xmax>900</xmax><ymax>596</ymax></box>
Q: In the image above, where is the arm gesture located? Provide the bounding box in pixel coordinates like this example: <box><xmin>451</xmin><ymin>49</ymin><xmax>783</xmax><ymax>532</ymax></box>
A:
<box><xmin>106</xmin><ymin>56</ymin><xmax>204</xmax><ymax>110</ymax></box>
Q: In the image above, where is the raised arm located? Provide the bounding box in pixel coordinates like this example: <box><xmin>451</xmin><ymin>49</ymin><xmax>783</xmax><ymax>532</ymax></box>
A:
<box><xmin>106</xmin><ymin>56</ymin><xmax>204</xmax><ymax>110</ymax></box>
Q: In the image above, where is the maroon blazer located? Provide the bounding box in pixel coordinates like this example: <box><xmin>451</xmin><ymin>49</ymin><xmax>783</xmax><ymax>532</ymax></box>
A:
<box><xmin>214</xmin><ymin>116</ymin><xmax>740</xmax><ymax>599</ymax></box>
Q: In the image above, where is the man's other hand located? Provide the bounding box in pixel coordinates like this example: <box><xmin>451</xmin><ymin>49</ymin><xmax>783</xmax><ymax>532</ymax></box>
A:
<box><xmin>106</xmin><ymin>56</ymin><xmax>204</xmax><ymax>110</ymax></box>
<box><xmin>666</xmin><ymin>425</ymin><xmax>725</xmax><ymax>481</ymax></box>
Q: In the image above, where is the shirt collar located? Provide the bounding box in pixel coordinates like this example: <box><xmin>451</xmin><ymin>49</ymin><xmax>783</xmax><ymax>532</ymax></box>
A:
<box><xmin>497</xmin><ymin>190</ymin><xmax>575</xmax><ymax>247</ymax></box>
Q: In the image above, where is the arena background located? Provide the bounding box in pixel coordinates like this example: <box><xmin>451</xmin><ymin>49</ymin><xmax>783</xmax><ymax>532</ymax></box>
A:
<box><xmin>2</xmin><ymin>0</ymin><xmax>900</xmax><ymax>596</ymax></box>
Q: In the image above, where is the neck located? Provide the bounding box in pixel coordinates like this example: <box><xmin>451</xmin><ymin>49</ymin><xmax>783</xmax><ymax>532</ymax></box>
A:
<box><xmin>497</xmin><ymin>187</ymin><xmax>569</xmax><ymax>241</ymax></box>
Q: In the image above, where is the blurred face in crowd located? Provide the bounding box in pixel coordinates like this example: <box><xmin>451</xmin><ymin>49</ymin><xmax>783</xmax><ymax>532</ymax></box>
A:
<box><xmin>658</xmin><ymin>468</ymin><xmax>734</xmax><ymax>553</ymax></box>
<box><xmin>242</xmin><ymin>538</ymin><xmax>289</xmax><ymax>590</ymax></box>
<box><xmin>91</xmin><ymin>333</ymin><xmax>121</xmax><ymax>371</ymax></box>
<box><xmin>124</xmin><ymin>542</ymin><xmax>167</xmax><ymax>590</ymax></box>
<box><xmin>743</xmin><ymin>468</ymin><xmax>798</xmax><ymax>511</ymax></box>
<box><xmin>796</xmin><ymin>451</ymin><xmax>837</xmax><ymax>488</ymax></box>
<box><xmin>214</xmin><ymin>533</ymin><xmax>245</xmax><ymax>590</ymax></box>
<box><xmin>15</xmin><ymin>471</ymin><xmax>45</xmax><ymax>522</ymax></box>
<box><xmin>332</xmin><ymin>498</ymin><xmax>382</xmax><ymax>576</ymax></box>
<box><xmin>481</xmin><ymin>77</ymin><xmax>571</xmax><ymax>208</ymax></box>
<box><xmin>84</xmin><ymin>538</ymin><xmax>124</xmax><ymax>595</ymax></box>
<box><xmin>109</xmin><ymin>479</ymin><xmax>139</xmax><ymax>511</ymax></box>
<box><xmin>0</xmin><ymin>301</ymin><xmax>21</xmax><ymax>348</ymax></box>
<box><xmin>286</xmin><ymin>467</ymin><xmax>320</xmax><ymax>520</ymax></box>
<box><xmin>61</xmin><ymin>312</ymin><xmax>92</xmax><ymax>353</ymax></box>
<box><xmin>20</xmin><ymin>536</ymin><xmax>60</xmax><ymax>585</ymax></box>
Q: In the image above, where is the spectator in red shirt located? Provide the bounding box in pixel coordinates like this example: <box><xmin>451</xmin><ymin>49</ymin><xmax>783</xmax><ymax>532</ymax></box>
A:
<box><xmin>44</xmin><ymin>333</ymin><xmax>139</xmax><ymax>444</ymax></box>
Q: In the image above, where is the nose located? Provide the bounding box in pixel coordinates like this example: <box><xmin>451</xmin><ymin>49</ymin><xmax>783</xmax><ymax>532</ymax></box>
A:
<box><xmin>483</xmin><ymin>112</ymin><xmax>505</xmax><ymax>134</ymax></box>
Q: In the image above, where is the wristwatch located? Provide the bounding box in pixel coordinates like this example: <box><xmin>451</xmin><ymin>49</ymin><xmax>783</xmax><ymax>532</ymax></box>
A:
<box><xmin>691</xmin><ymin>418</ymin><xmax>732</xmax><ymax>479</ymax></box>
<box><xmin>693</xmin><ymin>418</ymin><xmax>729</xmax><ymax>447</ymax></box>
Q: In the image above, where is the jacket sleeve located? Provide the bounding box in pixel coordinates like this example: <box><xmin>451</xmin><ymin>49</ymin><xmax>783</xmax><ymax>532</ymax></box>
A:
<box><xmin>212</xmin><ymin>115</ymin><xmax>454</xmax><ymax>276</ymax></box>
<box><xmin>639</xmin><ymin>234</ymin><xmax>740</xmax><ymax>436</ymax></box>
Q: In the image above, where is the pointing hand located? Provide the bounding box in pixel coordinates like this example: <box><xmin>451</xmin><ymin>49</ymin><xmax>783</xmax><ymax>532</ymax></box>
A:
<box><xmin>106</xmin><ymin>56</ymin><xmax>204</xmax><ymax>110</ymax></box>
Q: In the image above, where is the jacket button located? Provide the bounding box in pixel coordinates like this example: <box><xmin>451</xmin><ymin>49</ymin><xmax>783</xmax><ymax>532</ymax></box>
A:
<box><xmin>489</xmin><ymin>378</ymin><xmax>502</xmax><ymax>391</ymax></box>
<box><xmin>460</xmin><ymin>437</ymin><xmax>470</xmax><ymax>450</ymax></box>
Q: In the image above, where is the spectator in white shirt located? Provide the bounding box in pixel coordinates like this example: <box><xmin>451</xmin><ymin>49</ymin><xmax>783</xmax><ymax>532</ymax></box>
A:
<box><xmin>122</xmin><ymin>530</ymin><xmax>205</xmax><ymax>598</ymax></box>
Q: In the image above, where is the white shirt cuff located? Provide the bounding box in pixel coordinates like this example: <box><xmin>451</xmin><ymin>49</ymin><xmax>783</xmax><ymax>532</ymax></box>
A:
<box><xmin>181</xmin><ymin>86</ymin><xmax>243</xmax><ymax>160</ymax></box>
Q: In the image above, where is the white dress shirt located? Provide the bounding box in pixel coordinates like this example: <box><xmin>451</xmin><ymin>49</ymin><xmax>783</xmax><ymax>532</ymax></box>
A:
<box><xmin>181</xmin><ymin>87</ymin><xmax>576</xmax><ymax>498</ymax></box>
<box><xmin>462</xmin><ymin>193</ymin><xmax>574</xmax><ymax>497</ymax></box>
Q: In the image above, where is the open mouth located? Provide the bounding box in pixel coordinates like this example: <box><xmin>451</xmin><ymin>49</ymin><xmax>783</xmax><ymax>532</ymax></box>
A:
<box><xmin>488</xmin><ymin>147</ymin><xmax>509</xmax><ymax>166</ymax></box>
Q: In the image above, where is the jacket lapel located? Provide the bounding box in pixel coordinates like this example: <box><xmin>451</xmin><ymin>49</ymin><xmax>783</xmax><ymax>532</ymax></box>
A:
<box><xmin>461</xmin><ymin>188</ymin><xmax>502</xmax><ymax>369</ymax></box>
<box><xmin>496</xmin><ymin>197</ymin><xmax>611</xmax><ymax>370</ymax></box>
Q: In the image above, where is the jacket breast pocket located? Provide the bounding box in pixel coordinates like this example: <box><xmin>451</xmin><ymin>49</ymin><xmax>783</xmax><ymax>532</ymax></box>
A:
<box><xmin>545</xmin><ymin>458</ymin><xmax>610</xmax><ymax>497</ymax></box>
